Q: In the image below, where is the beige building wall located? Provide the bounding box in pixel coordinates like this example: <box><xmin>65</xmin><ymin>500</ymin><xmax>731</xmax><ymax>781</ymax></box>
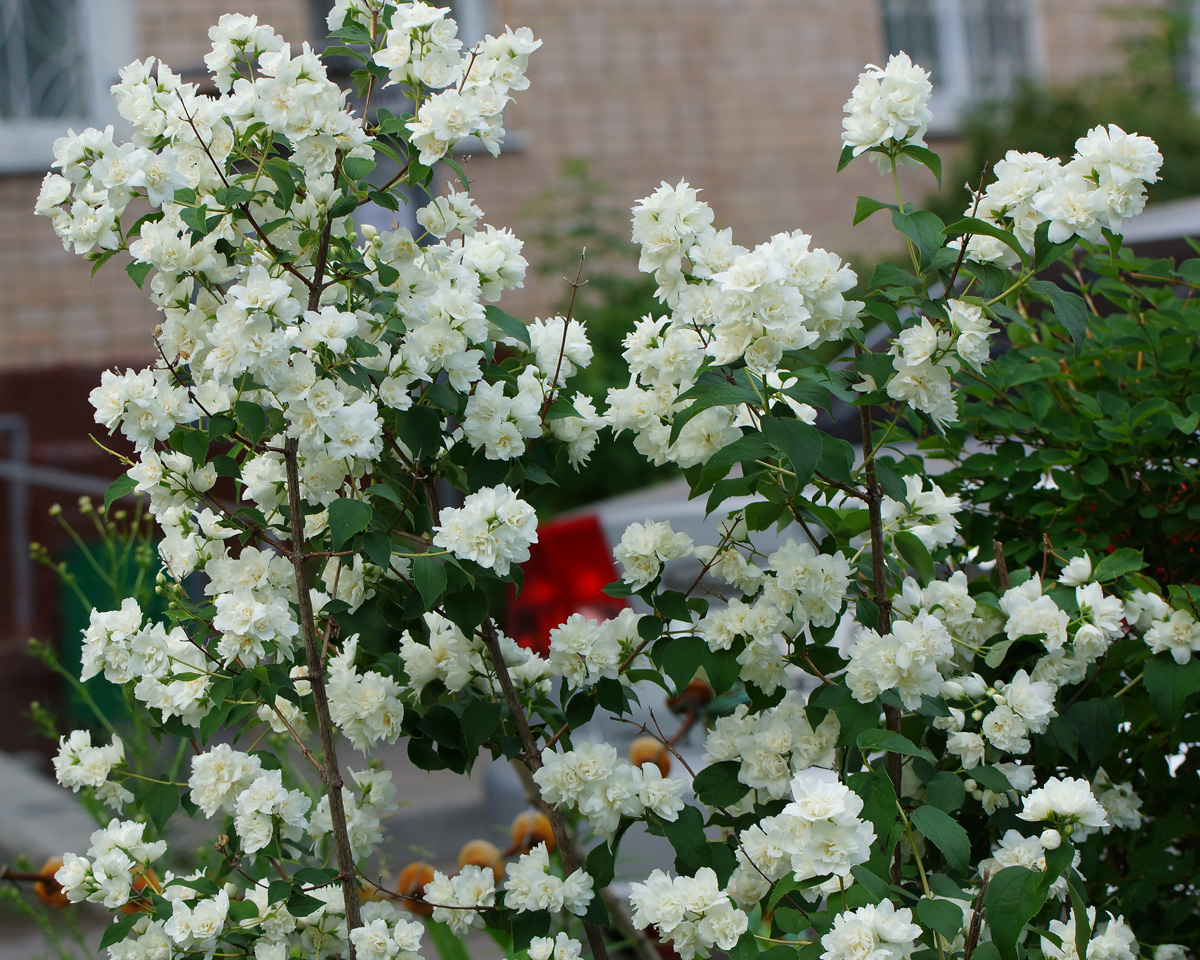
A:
<box><xmin>0</xmin><ymin>0</ymin><xmax>1176</xmax><ymax>368</ymax></box>
<box><xmin>0</xmin><ymin>0</ymin><xmax>311</xmax><ymax>373</ymax></box>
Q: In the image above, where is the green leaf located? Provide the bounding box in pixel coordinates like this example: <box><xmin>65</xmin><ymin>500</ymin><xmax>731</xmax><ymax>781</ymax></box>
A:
<box><xmin>985</xmin><ymin>867</ymin><xmax>1047</xmax><ymax>960</ymax></box>
<box><xmin>916</xmin><ymin>896</ymin><xmax>966</xmax><ymax>939</ymax></box>
<box><xmin>925</xmin><ymin>771</ymin><xmax>966</xmax><ymax>813</ymax></box>
<box><xmin>484</xmin><ymin>304</ymin><xmax>530</xmax><ymax>348</ymax></box>
<box><xmin>1028</xmin><ymin>280</ymin><xmax>1088</xmax><ymax>354</ymax></box>
<box><xmin>1066</xmin><ymin>876</ymin><xmax>1092</xmax><ymax>960</ymax></box>
<box><xmin>909</xmin><ymin>804</ymin><xmax>971</xmax><ymax>872</ymax></box>
<box><xmin>857</xmin><ymin>728</ymin><xmax>936</xmax><ymax>763</ymax></box>
<box><xmin>361</xmin><ymin>531</ymin><xmax>393</xmax><ymax>568</ymax></box>
<box><xmin>669</xmin><ymin>378</ymin><xmax>759</xmax><ymax>444</ymax></box>
<box><xmin>849</xmin><ymin>864</ymin><xmax>891</xmax><ymax>904</ymax></box>
<box><xmin>126</xmin><ymin>260</ymin><xmax>153</xmax><ymax>288</ymax></box>
<box><xmin>586</xmin><ymin>839</ymin><xmax>616</xmax><ymax>888</ymax></box>
<box><xmin>1144</xmin><ymin>654</ymin><xmax>1200</xmax><ymax>727</ymax></box>
<box><xmin>659</xmin><ymin>635</ymin><xmax>704</xmax><ymax>691</ymax></box>
<box><xmin>902</xmin><ymin>144</ymin><xmax>942</xmax><ymax>187</ymax></box>
<box><xmin>462</xmin><ymin>700</ymin><xmax>501</xmax><ymax>754</ymax></box>
<box><xmin>104</xmin><ymin>473</ymin><xmax>137</xmax><ymax>516</ymax></box>
<box><xmin>287</xmin><ymin>892</ymin><xmax>326</xmax><ymax>917</ymax></box>
<box><xmin>327</xmin><ymin>497</ymin><xmax>372</xmax><ymax>550</ymax></box>
<box><xmin>837</xmin><ymin>143</ymin><xmax>856</xmax><ymax>172</ymax></box>
<box><xmin>658</xmin><ymin>804</ymin><xmax>710</xmax><ymax>873</ymax></box>
<box><xmin>943</xmin><ymin>217</ymin><xmax>1030</xmax><ymax>267</ymax></box>
<box><xmin>144</xmin><ymin>782</ymin><xmax>179</xmax><ymax>832</ymax></box>
<box><xmin>1093</xmin><ymin>547</ymin><xmax>1145</xmax><ymax>581</ymax></box>
<box><xmin>412</xmin><ymin>554</ymin><xmax>448</xmax><ymax>611</ymax></box>
<box><xmin>854</xmin><ymin>196</ymin><xmax>897</xmax><ymax>225</ymax></box>
<box><xmin>761</xmin><ymin>417</ymin><xmax>822</xmax><ymax>488</ymax></box>
<box><xmin>234</xmin><ymin>400</ymin><xmax>267</xmax><ymax>443</ymax></box>
<box><xmin>969</xmin><ymin>766</ymin><xmax>1014</xmax><ymax>795</ymax></box>
<box><xmin>425</xmin><ymin>921</ymin><xmax>473</xmax><ymax>960</ymax></box>
<box><xmin>99</xmin><ymin>914</ymin><xmax>141</xmax><ymax>951</ymax></box>
<box><xmin>692</xmin><ymin>761</ymin><xmax>749</xmax><ymax>808</ymax></box>
<box><xmin>894</xmin><ymin>530</ymin><xmax>936</xmax><ymax>584</ymax></box>
<box><xmin>892</xmin><ymin>209</ymin><xmax>945</xmax><ymax>270</ymax></box>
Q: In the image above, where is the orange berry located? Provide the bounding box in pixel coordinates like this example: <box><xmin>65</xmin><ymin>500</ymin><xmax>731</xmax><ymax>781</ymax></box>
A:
<box><xmin>34</xmin><ymin>858</ymin><xmax>69</xmax><ymax>909</ymax></box>
<box><xmin>396</xmin><ymin>861</ymin><xmax>436</xmax><ymax>915</ymax></box>
<box><xmin>629</xmin><ymin>735</ymin><xmax>671</xmax><ymax>776</ymax></box>
<box><xmin>510</xmin><ymin>810</ymin><xmax>555</xmax><ymax>854</ymax></box>
<box><xmin>458</xmin><ymin>839</ymin><xmax>504</xmax><ymax>883</ymax></box>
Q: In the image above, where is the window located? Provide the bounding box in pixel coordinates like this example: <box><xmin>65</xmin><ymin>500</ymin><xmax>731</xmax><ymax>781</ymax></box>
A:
<box><xmin>881</xmin><ymin>0</ymin><xmax>1036</xmax><ymax>134</ymax></box>
<box><xmin>0</xmin><ymin>0</ymin><xmax>137</xmax><ymax>173</ymax></box>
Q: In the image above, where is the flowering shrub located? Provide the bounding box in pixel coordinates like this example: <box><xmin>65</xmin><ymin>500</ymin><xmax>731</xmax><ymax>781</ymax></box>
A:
<box><xmin>28</xmin><ymin>6</ymin><xmax>1200</xmax><ymax>960</ymax></box>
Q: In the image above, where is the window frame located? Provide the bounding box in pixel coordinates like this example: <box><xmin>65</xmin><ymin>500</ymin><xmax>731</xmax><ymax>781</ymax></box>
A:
<box><xmin>0</xmin><ymin>0</ymin><xmax>139</xmax><ymax>174</ymax></box>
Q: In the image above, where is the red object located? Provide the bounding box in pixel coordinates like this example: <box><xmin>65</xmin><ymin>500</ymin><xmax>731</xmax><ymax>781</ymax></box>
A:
<box><xmin>507</xmin><ymin>513</ymin><xmax>629</xmax><ymax>656</ymax></box>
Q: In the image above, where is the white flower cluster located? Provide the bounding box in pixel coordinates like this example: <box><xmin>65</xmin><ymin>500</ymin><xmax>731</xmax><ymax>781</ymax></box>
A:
<box><xmin>54</xmin><ymin>819</ymin><xmax>166</xmax><ymax>908</ymax></box>
<box><xmin>1094</xmin><ymin>770</ymin><xmax>1143</xmax><ymax>833</ymax></box>
<box><xmin>433</xmin><ymin>484</ymin><xmax>538</xmax><ymax>576</ymax></box>
<box><xmin>310</xmin><ymin>768</ymin><xmax>398</xmax><ymax>861</ymax></box>
<box><xmin>531</xmin><ymin>741</ymin><xmax>687</xmax><ymax>837</ymax></box>
<box><xmin>1140</xmin><ymin>598</ymin><xmax>1200</xmax><ymax>665</ymax></box>
<box><xmin>371</xmin><ymin>4</ymin><xmax>541</xmax><ymax>164</ymax></box>
<box><xmin>821</xmin><ymin>900</ymin><xmax>922</xmax><ymax>960</ymax></box>
<box><xmin>614</xmin><ymin>519</ymin><xmax>694</xmax><ymax>590</ymax></box>
<box><xmin>327</xmin><ymin>636</ymin><xmax>406</xmax><ymax>751</ymax></box>
<box><xmin>189</xmin><ymin>744</ymin><xmax>263</xmax><ymax>817</ymax></box>
<box><xmin>163</xmin><ymin>886</ymin><xmax>231</xmax><ymax>955</ymax></box>
<box><xmin>885</xmin><ymin>300</ymin><xmax>996</xmax><ymax>424</ymax></box>
<box><xmin>348</xmin><ymin>915</ymin><xmax>424</xmax><ymax>960</ymax></box>
<box><xmin>957</xmin><ymin>126</ymin><xmax>1162</xmax><ymax>265</ymax></box>
<box><xmin>399</xmin><ymin>610</ymin><xmax>549</xmax><ymax>697</ymax></box>
<box><xmin>848</xmin><ymin>610</ymin><xmax>956</xmax><ymax>710</ymax></box>
<box><xmin>502</xmin><ymin>843</ymin><xmax>594</xmax><ymax>915</ymax></box>
<box><xmin>53</xmin><ymin>730</ymin><xmax>130</xmax><ymax>809</ymax></box>
<box><xmin>728</xmin><ymin>769</ymin><xmax>875</xmax><ymax>907</ymax></box>
<box><xmin>422</xmin><ymin>864</ymin><xmax>495</xmax><ymax>936</ymax></box>
<box><xmin>702</xmin><ymin>692</ymin><xmax>839</xmax><ymax>801</ymax></box>
<box><xmin>980</xmin><ymin>828</ymin><xmax>1081</xmax><ymax>900</ymax></box>
<box><xmin>618</xmin><ymin>182</ymin><xmax>861</xmax><ymax>466</ymax></box>
<box><xmin>547</xmin><ymin>608</ymin><xmax>641</xmax><ymax>690</ymax></box>
<box><xmin>841</xmin><ymin>52</ymin><xmax>933</xmax><ymax>160</ymax></box>
<box><xmin>881</xmin><ymin>476</ymin><xmax>963</xmax><ymax>551</ymax></box>
<box><xmin>1018</xmin><ymin>776</ymin><xmax>1109</xmax><ymax>840</ymax></box>
<box><xmin>1044</xmin><ymin>909</ymin><xmax>1138</xmax><ymax>960</ymax></box>
<box><xmin>234</xmin><ymin>769</ymin><xmax>312</xmax><ymax>854</ymax></box>
<box><xmin>528</xmin><ymin>933</ymin><xmax>583</xmax><ymax>960</ymax></box>
<box><xmin>628</xmin><ymin>867</ymin><xmax>749</xmax><ymax>960</ymax></box>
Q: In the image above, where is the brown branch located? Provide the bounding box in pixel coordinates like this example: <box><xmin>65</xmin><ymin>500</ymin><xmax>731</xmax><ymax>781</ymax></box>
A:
<box><xmin>283</xmin><ymin>436</ymin><xmax>362</xmax><ymax>952</ymax></box>
<box><xmin>479</xmin><ymin>619</ymin><xmax>613</xmax><ymax>960</ymax></box>
<box><xmin>992</xmin><ymin>539</ymin><xmax>1010</xmax><ymax>591</ymax></box>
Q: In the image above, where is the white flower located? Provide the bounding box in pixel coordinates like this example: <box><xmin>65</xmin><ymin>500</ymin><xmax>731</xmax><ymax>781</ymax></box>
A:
<box><xmin>433</xmin><ymin>484</ymin><xmax>537</xmax><ymax>576</ymax></box>
<box><xmin>1018</xmin><ymin>776</ymin><xmax>1108</xmax><ymax>840</ymax></box>
<box><xmin>842</xmin><ymin>53</ymin><xmax>933</xmax><ymax>160</ymax></box>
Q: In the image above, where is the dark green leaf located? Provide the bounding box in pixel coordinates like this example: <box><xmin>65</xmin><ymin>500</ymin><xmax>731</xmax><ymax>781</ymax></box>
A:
<box><xmin>857</xmin><ymin>728</ymin><xmax>936</xmax><ymax>763</ymax></box>
<box><xmin>104</xmin><ymin>473</ymin><xmax>137</xmax><ymax>516</ymax></box>
<box><xmin>1144</xmin><ymin>654</ymin><xmax>1200</xmax><ymax>728</ymax></box>
<box><xmin>1093</xmin><ymin>547</ymin><xmax>1145</xmax><ymax>581</ymax></box>
<box><xmin>910</xmin><ymin>804</ymin><xmax>971</xmax><ymax>872</ymax></box>
<box><xmin>412</xmin><ymin>554</ymin><xmax>448</xmax><ymax>611</ymax></box>
<box><xmin>943</xmin><ymin>217</ymin><xmax>1029</xmax><ymax>267</ymax></box>
<box><xmin>925</xmin><ymin>771</ymin><xmax>966</xmax><ymax>813</ymax></box>
<box><xmin>126</xmin><ymin>261</ymin><xmax>153</xmax><ymax>288</ymax></box>
<box><xmin>894</xmin><ymin>530</ymin><xmax>936</xmax><ymax>584</ymax></box>
<box><xmin>902</xmin><ymin>144</ymin><xmax>942</xmax><ymax>186</ymax></box>
<box><xmin>1028</xmin><ymin>280</ymin><xmax>1088</xmax><ymax>354</ymax></box>
<box><xmin>916</xmin><ymin>896</ymin><xmax>966</xmax><ymax>939</ymax></box>
<box><xmin>854</xmin><ymin>196</ymin><xmax>897</xmax><ymax>225</ymax></box>
<box><xmin>144</xmin><ymin>782</ymin><xmax>179</xmax><ymax>832</ymax></box>
<box><xmin>99</xmin><ymin>914</ymin><xmax>141</xmax><ymax>950</ymax></box>
<box><xmin>692</xmin><ymin>761</ymin><xmax>749</xmax><ymax>808</ymax></box>
<box><xmin>761</xmin><ymin>417</ymin><xmax>822</xmax><ymax>487</ymax></box>
<box><xmin>484</xmin><ymin>305</ymin><xmax>530</xmax><ymax>347</ymax></box>
<box><xmin>328</xmin><ymin>497</ymin><xmax>372</xmax><ymax>550</ymax></box>
<box><xmin>985</xmin><ymin>867</ymin><xmax>1046</xmax><ymax>960</ymax></box>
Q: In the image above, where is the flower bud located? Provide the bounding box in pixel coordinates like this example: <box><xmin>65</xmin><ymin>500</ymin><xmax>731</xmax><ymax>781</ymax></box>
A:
<box><xmin>961</xmin><ymin>674</ymin><xmax>987</xmax><ymax>698</ymax></box>
<box><xmin>1040</xmin><ymin>829</ymin><xmax>1062</xmax><ymax>850</ymax></box>
<box><xmin>971</xmin><ymin>709</ymin><xmax>984</xmax><ymax>722</ymax></box>
<box><xmin>940</xmin><ymin>679</ymin><xmax>965</xmax><ymax>701</ymax></box>
<box><xmin>963</xmin><ymin>779</ymin><xmax>977</xmax><ymax>792</ymax></box>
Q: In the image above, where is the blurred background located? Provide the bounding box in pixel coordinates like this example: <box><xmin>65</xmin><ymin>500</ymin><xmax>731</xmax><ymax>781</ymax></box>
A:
<box><xmin>1</xmin><ymin>0</ymin><xmax>1198</xmax><ymax>762</ymax></box>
